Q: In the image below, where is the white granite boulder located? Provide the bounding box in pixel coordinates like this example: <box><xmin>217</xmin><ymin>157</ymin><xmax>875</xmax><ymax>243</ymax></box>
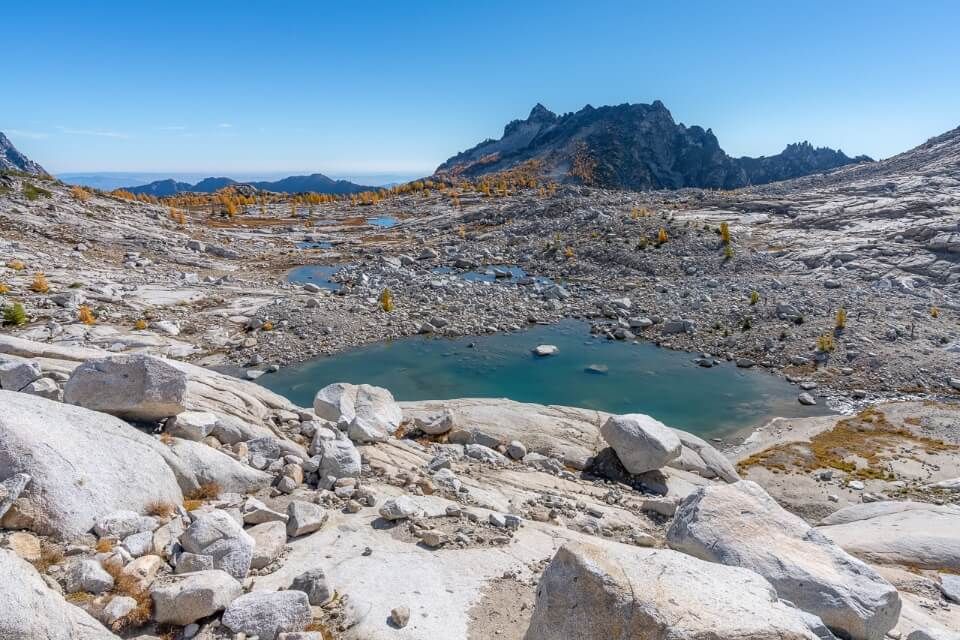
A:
<box><xmin>63</xmin><ymin>354</ymin><xmax>188</xmax><ymax>421</ymax></box>
<box><xmin>600</xmin><ymin>413</ymin><xmax>682</xmax><ymax>474</ymax></box>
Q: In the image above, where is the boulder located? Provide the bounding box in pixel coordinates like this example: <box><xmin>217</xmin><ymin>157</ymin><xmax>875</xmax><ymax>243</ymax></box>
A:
<box><xmin>63</xmin><ymin>354</ymin><xmax>187</xmax><ymax>421</ymax></box>
<box><xmin>180</xmin><ymin>510</ymin><xmax>255</xmax><ymax>579</ymax></box>
<box><xmin>243</xmin><ymin>497</ymin><xmax>288</xmax><ymax>525</ymax></box>
<box><xmin>313</xmin><ymin>382</ymin><xmax>402</xmax><ymax>442</ymax></box>
<box><xmin>667</xmin><ymin>481</ymin><xmax>900</xmax><ymax>640</ymax></box>
<box><xmin>286</xmin><ymin>501</ymin><xmax>328</xmax><ymax>537</ymax></box>
<box><xmin>0</xmin><ymin>391</ymin><xmax>183</xmax><ymax>539</ymax></box>
<box><xmin>222</xmin><ymin>591</ymin><xmax>312</xmax><ymax>640</ymax></box>
<box><xmin>402</xmin><ymin>398</ymin><xmax>605</xmax><ymax>469</ymax></box>
<box><xmin>379</xmin><ymin>496</ymin><xmax>424</xmax><ymax>521</ymax></box>
<box><xmin>0</xmin><ymin>549</ymin><xmax>118</xmax><ymax>640</ymax></box>
<box><xmin>818</xmin><ymin>502</ymin><xmax>960</xmax><ymax>571</ymax></box>
<box><xmin>249</xmin><ymin>521</ymin><xmax>287</xmax><ymax>569</ymax></box>
<box><xmin>167</xmin><ymin>438</ymin><xmax>272</xmax><ymax>494</ymax></box>
<box><xmin>94</xmin><ymin>510</ymin><xmax>156</xmax><ymax>539</ymax></box>
<box><xmin>290</xmin><ymin>567</ymin><xmax>332</xmax><ymax>605</ymax></box>
<box><xmin>668</xmin><ymin>428</ymin><xmax>740</xmax><ymax>482</ymax></box>
<box><xmin>65</xmin><ymin>558</ymin><xmax>115</xmax><ymax>594</ymax></box>
<box><xmin>164</xmin><ymin>411</ymin><xmax>218</xmax><ymax>441</ymax></box>
<box><xmin>150</xmin><ymin>570</ymin><xmax>242</xmax><ymax>625</ymax></box>
<box><xmin>600</xmin><ymin>414</ymin><xmax>682</xmax><ymax>474</ymax></box>
<box><xmin>0</xmin><ymin>358</ymin><xmax>41</xmax><ymax>391</ymax></box>
<box><xmin>523</xmin><ymin>541</ymin><xmax>820</xmax><ymax>640</ymax></box>
<box><xmin>0</xmin><ymin>472</ymin><xmax>30</xmax><ymax>520</ymax></box>
<box><xmin>313</xmin><ymin>437</ymin><xmax>361</xmax><ymax>480</ymax></box>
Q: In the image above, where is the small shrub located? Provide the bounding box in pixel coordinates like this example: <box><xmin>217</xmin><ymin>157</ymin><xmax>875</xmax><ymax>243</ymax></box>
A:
<box><xmin>186</xmin><ymin>482</ymin><xmax>221</xmax><ymax>501</ymax></box>
<box><xmin>657</xmin><ymin>228</ymin><xmax>668</xmax><ymax>244</ymax></box>
<box><xmin>379</xmin><ymin>288</ymin><xmax>395</xmax><ymax>312</ymax></box>
<box><xmin>749</xmin><ymin>291</ymin><xmax>760</xmax><ymax>305</ymax></box>
<box><xmin>719</xmin><ymin>221</ymin><xmax>731</xmax><ymax>244</ymax></box>
<box><xmin>134</xmin><ymin>318</ymin><xmax>148</xmax><ymax>330</ymax></box>
<box><xmin>931</xmin><ymin>306</ymin><xmax>940</xmax><ymax>318</ymax></box>
<box><xmin>30</xmin><ymin>541</ymin><xmax>64</xmax><ymax>573</ymax></box>
<box><xmin>563</xmin><ymin>246</ymin><xmax>575</xmax><ymax>259</ymax></box>
<box><xmin>22</xmin><ymin>183</ymin><xmax>51</xmax><ymax>201</ymax></box>
<box><xmin>817</xmin><ymin>334</ymin><xmax>836</xmax><ymax>352</ymax></box>
<box><xmin>835</xmin><ymin>307</ymin><xmax>847</xmax><ymax>330</ymax></box>
<box><xmin>723</xmin><ymin>245</ymin><xmax>734</xmax><ymax>260</ymax></box>
<box><xmin>78</xmin><ymin>305</ymin><xmax>96</xmax><ymax>325</ymax></box>
<box><xmin>0</xmin><ymin>283</ymin><xmax>8</xmax><ymax>294</ymax></box>
<box><xmin>146</xmin><ymin>500</ymin><xmax>176</xmax><ymax>520</ymax></box>
<box><xmin>741</xmin><ymin>317</ymin><xmax>752</xmax><ymax>331</ymax></box>
<box><xmin>71</xmin><ymin>186</ymin><xmax>91</xmax><ymax>202</ymax></box>
<box><xmin>95</xmin><ymin>538</ymin><xmax>115</xmax><ymax>553</ymax></box>
<box><xmin>7</xmin><ymin>259</ymin><xmax>25</xmax><ymax>271</ymax></box>
<box><xmin>3</xmin><ymin>302</ymin><xmax>27</xmax><ymax>326</ymax></box>
<box><xmin>262</xmin><ymin>320</ymin><xmax>274</xmax><ymax>331</ymax></box>
<box><xmin>30</xmin><ymin>272</ymin><xmax>49</xmax><ymax>293</ymax></box>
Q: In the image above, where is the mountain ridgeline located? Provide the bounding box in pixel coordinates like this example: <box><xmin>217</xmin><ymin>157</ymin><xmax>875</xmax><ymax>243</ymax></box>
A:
<box><xmin>0</xmin><ymin>132</ymin><xmax>47</xmax><ymax>176</ymax></box>
<box><xmin>435</xmin><ymin>102</ymin><xmax>872</xmax><ymax>190</ymax></box>
<box><xmin>125</xmin><ymin>173</ymin><xmax>375</xmax><ymax>197</ymax></box>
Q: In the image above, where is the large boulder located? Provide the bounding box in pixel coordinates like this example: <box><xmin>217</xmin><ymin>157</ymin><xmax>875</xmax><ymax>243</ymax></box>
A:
<box><xmin>180</xmin><ymin>510</ymin><xmax>255</xmax><ymax>579</ymax></box>
<box><xmin>0</xmin><ymin>391</ymin><xmax>183</xmax><ymax>539</ymax></box>
<box><xmin>314</xmin><ymin>437</ymin><xmax>361</xmax><ymax>480</ymax></box>
<box><xmin>63</xmin><ymin>354</ymin><xmax>187</xmax><ymax>421</ymax></box>
<box><xmin>167</xmin><ymin>438</ymin><xmax>272</xmax><ymax>494</ymax></box>
<box><xmin>313</xmin><ymin>383</ymin><xmax>402</xmax><ymax>443</ymax></box>
<box><xmin>523</xmin><ymin>541</ymin><xmax>820</xmax><ymax>640</ymax></box>
<box><xmin>818</xmin><ymin>502</ymin><xmax>960</xmax><ymax>571</ymax></box>
<box><xmin>0</xmin><ymin>549</ymin><xmax>118</xmax><ymax>640</ymax></box>
<box><xmin>600</xmin><ymin>413</ymin><xmax>682</xmax><ymax>474</ymax></box>
<box><xmin>667</xmin><ymin>481</ymin><xmax>900</xmax><ymax>640</ymax></box>
<box><xmin>150</xmin><ymin>569</ymin><xmax>242</xmax><ymax>625</ymax></box>
<box><xmin>401</xmin><ymin>398</ymin><xmax>604</xmax><ymax>469</ymax></box>
<box><xmin>222</xmin><ymin>591</ymin><xmax>312</xmax><ymax>640</ymax></box>
<box><xmin>668</xmin><ymin>428</ymin><xmax>740</xmax><ymax>482</ymax></box>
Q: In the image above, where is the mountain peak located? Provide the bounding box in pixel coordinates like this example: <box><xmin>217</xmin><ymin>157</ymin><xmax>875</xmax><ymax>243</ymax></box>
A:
<box><xmin>0</xmin><ymin>132</ymin><xmax>47</xmax><ymax>175</ymax></box>
<box><xmin>435</xmin><ymin>101</ymin><xmax>869</xmax><ymax>190</ymax></box>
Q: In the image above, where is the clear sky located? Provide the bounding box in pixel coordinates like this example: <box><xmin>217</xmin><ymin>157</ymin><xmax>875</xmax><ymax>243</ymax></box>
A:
<box><xmin>4</xmin><ymin>0</ymin><xmax>959</xmax><ymax>176</ymax></box>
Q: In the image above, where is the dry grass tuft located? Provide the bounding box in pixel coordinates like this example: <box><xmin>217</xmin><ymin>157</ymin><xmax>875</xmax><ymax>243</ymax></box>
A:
<box><xmin>101</xmin><ymin>557</ymin><xmax>152</xmax><ymax>631</ymax></box>
<box><xmin>145</xmin><ymin>500</ymin><xmax>177</xmax><ymax>520</ymax></box>
<box><xmin>30</xmin><ymin>541</ymin><xmax>64</xmax><ymax>573</ymax></box>
<box><xmin>738</xmin><ymin>407</ymin><xmax>957</xmax><ymax>479</ymax></box>
<box><xmin>186</xmin><ymin>482</ymin><xmax>222</xmax><ymax>501</ymax></box>
<box><xmin>78</xmin><ymin>305</ymin><xmax>96</xmax><ymax>325</ymax></box>
<box><xmin>95</xmin><ymin>538</ymin><xmax>116</xmax><ymax>553</ymax></box>
<box><xmin>30</xmin><ymin>272</ymin><xmax>49</xmax><ymax>293</ymax></box>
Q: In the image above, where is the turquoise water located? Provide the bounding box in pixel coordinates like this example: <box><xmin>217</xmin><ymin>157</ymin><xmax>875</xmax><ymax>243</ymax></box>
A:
<box><xmin>260</xmin><ymin>320</ymin><xmax>830</xmax><ymax>438</ymax></box>
<box><xmin>297</xmin><ymin>241</ymin><xmax>333</xmax><ymax>249</ymax></box>
<box><xmin>287</xmin><ymin>264</ymin><xmax>345</xmax><ymax>290</ymax></box>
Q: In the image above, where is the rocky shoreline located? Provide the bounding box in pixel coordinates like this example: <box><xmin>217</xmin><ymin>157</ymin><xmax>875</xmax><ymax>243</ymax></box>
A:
<box><xmin>0</xmin><ymin>335</ymin><xmax>958</xmax><ymax>639</ymax></box>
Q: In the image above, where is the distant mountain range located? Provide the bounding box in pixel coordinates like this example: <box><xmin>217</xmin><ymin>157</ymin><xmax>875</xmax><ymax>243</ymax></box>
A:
<box><xmin>435</xmin><ymin>102</ymin><xmax>872</xmax><ymax>190</ymax></box>
<box><xmin>124</xmin><ymin>173</ymin><xmax>375</xmax><ymax>196</ymax></box>
<box><xmin>0</xmin><ymin>132</ymin><xmax>47</xmax><ymax>175</ymax></box>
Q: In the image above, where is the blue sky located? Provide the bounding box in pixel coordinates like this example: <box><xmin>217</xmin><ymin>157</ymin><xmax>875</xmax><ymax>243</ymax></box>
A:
<box><xmin>4</xmin><ymin>0</ymin><xmax>959</xmax><ymax>176</ymax></box>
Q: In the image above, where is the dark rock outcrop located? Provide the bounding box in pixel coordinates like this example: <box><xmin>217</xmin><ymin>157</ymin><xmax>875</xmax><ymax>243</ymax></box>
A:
<box><xmin>0</xmin><ymin>132</ymin><xmax>47</xmax><ymax>175</ymax></box>
<box><xmin>127</xmin><ymin>173</ymin><xmax>374</xmax><ymax>196</ymax></box>
<box><xmin>435</xmin><ymin>103</ymin><xmax>870</xmax><ymax>191</ymax></box>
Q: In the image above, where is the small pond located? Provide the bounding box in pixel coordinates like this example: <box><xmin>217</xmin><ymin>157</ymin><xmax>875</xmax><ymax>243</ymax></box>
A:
<box><xmin>286</xmin><ymin>264</ymin><xmax>345</xmax><ymax>291</ymax></box>
<box><xmin>367</xmin><ymin>216</ymin><xmax>399</xmax><ymax>229</ymax></box>
<box><xmin>259</xmin><ymin>320</ymin><xmax>831</xmax><ymax>439</ymax></box>
<box><xmin>297</xmin><ymin>241</ymin><xmax>333</xmax><ymax>249</ymax></box>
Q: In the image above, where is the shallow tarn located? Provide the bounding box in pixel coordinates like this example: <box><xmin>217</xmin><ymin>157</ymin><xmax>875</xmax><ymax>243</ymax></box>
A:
<box><xmin>259</xmin><ymin>320</ymin><xmax>831</xmax><ymax>439</ymax></box>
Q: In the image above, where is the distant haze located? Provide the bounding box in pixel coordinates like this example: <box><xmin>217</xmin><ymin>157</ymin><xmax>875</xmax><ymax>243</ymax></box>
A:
<box><xmin>57</xmin><ymin>172</ymin><xmax>421</xmax><ymax>191</ymax></box>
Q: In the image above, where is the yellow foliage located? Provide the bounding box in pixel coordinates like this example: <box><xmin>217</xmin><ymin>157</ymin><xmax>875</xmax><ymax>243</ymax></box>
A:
<box><xmin>134</xmin><ymin>318</ymin><xmax>148</xmax><ymax>330</ymax></box>
<box><xmin>262</xmin><ymin>321</ymin><xmax>274</xmax><ymax>331</ymax></box>
<box><xmin>70</xmin><ymin>186</ymin><xmax>91</xmax><ymax>202</ymax></box>
<box><xmin>78</xmin><ymin>305</ymin><xmax>96</xmax><ymax>325</ymax></box>
<box><xmin>7</xmin><ymin>259</ymin><xmax>25</xmax><ymax>271</ymax></box>
<box><xmin>720</xmin><ymin>221</ymin><xmax>731</xmax><ymax>244</ymax></box>
<box><xmin>30</xmin><ymin>272</ymin><xmax>49</xmax><ymax>293</ymax></box>
<box><xmin>563</xmin><ymin>246</ymin><xmax>575</xmax><ymax>259</ymax></box>
<box><xmin>816</xmin><ymin>333</ymin><xmax>836</xmax><ymax>352</ymax></box>
<box><xmin>657</xmin><ymin>228</ymin><xmax>668</xmax><ymax>244</ymax></box>
<box><xmin>749</xmin><ymin>291</ymin><xmax>760</xmax><ymax>305</ymax></box>
<box><xmin>379</xmin><ymin>288</ymin><xmax>395</xmax><ymax>312</ymax></box>
<box><xmin>0</xmin><ymin>283</ymin><xmax>8</xmax><ymax>294</ymax></box>
<box><xmin>835</xmin><ymin>307</ymin><xmax>847</xmax><ymax>330</ymax></box>
<box><xmin>931</xmin><ymin>306</ymin><xmax>940</xmax><ymax>318</ymax></box>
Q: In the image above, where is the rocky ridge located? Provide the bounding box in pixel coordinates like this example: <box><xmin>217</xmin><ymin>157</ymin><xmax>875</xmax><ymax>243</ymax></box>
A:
<box><xmin>435</xmin><ymin>102</ymin><xmax>869</xmax><ymax>190</ymax></box>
